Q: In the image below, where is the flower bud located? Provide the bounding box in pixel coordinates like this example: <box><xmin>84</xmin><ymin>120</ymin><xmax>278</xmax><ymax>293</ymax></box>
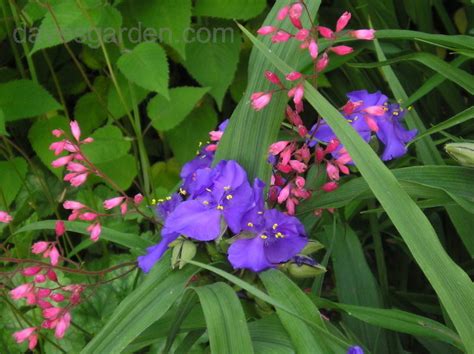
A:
<box><xmin>445</xmin><ymin>143</ymin><xmax>474</xmax><ymax>167</ymax></box>
<box><xmin>171</xmin><ymin>240</ymin><xmax>197</xmax><ymax>270</ymax></box>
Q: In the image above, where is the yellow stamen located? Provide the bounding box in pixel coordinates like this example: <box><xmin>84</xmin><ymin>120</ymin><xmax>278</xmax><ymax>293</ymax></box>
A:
<box><xmin>198</xmin><ymin>141</ymin><xmax>203</xmax><ymax>147</ymax></box>
<box><xmin>151</xmin><ymin>199</ymin><xmax>157</xmax><ymax>205</ymax></box>
<box><xmin>223</xmin><ymin>186</ymin><xmax>231</xmax><ymax>191</ymax></box>
<box><xmin>203</xmin><ymin>200</ymin><xmax>209</xmax><ymax>205</ymax></box>
<box><xmin>226</xmin><ymin>194</ymin><xmax>233</xmax><ymax>200</ymax></box>
<box><xmin>217</xmin><ymin>205</ymin><xmax>224</xmax><ymax>210</ymax></box>
<box><xmin>260</xmin><ymin>234</ymin><xmax>268</xmax><ymax>240</ymax></box>
<box><xmin>393</xmin><ymin>111</ymin><xmax>399</xmax><ymax>116</ymax></box>
<box><xmin>275</xmin><ymin>232</ymin><xmax>285</xmax><ymax>238</ymax></box>
<box><xmin>166</xmin><ymin>196</ymin><xmax>172</xmax><ymax>201</ymax></box>
<box><xmin>272</xmin><ymin>223</ymin><xmax>278</xmax><ymax>230</ymax></box>
<box><xmin>179</xmin><ymin>188</ymin><xmax>187</xmax><ymax>195</ymax></box>
<box><xmin>247</xmin><ymin>222</ymin><xmax>254</xmax><ymax>227</ymax></box>
<box><xmin>158</xmin><ymin>198</ymin><xmax>164</xmax><ymax>203</ymax></box>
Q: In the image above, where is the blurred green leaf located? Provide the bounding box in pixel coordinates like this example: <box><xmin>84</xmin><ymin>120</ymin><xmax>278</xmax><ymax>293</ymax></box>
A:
<box><xmin>107</xmin><ymin>73</ymin><xmax>149</xmax><ymax>119</ymax></box>
<box><xmin>94</xmin><ymin>153</ymin><xmax>138</xmax><ymax>190</ymax></box>
<box><xmin>0</xmin><ymin>109</ymin><xmax>6</xmax><ymax>135</ymax></box>
<box><xmin>81</xmin><ymin>125</ymin><xmax>131</xmax><ymax>164</ymax></box>
<box><xmin>0</xmin><ymin>157</ymin><xmax>28</xmax><ymax>208</ymax></box>
<box><xmin>193</xmin><ymin>0</ymin><xmax>266</xmax><ymax>20</ymax></box>
<box><xmin>74</xmin><ymin>92</ymin><xmax>108</xmax><ymax>134</ymax></box>
<box><xmin>118</xmin><ymin>42</ymin><xmax>169</xmax><ymax>98</ymax></box>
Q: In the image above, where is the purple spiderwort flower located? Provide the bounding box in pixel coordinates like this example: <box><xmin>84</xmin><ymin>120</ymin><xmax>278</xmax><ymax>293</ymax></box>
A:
<box><xmin>308</xmin><ymin>90</ymin><xmax>417</xmax><ymax>161</ymax></box>
<box><xmin>138</xmin><ymin>194</ymin><xmax>183</xmax><ymax>273</ymax></box>
<box><xmin>347</xmin><ymin>346</ymin><xmax>364</xmax><ymax>354</ymax></box>
<box><xmin>164</xmin><ymin>160</ymin><xmax>253</xmax><ymax>241</ymax></box>
<box><xmin>228</xmin><ymin>209</ymin><xmax>308</xmax><ymax>272</ymax></box>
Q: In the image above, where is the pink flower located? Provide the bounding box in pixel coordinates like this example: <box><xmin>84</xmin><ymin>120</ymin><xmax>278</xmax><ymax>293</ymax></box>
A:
<box><xmin>134</xmin><ymin>193</ymin><xmax>144</xmax><ymax>204</ymax></box>
<box><xmin>251</xmin><ymin>92</ymin><xmax>272</xmax><ymax>111</ymax></box>
<box><xmin>10</xmin><ymin>283</ymin><xmax>34</xmax><ymax>300</ymax></box>
<box><xmin>318</xmin><ymin>26</ymin><xmax>335</xmax><ymax>39</ymax></box>
<box><xmin>271</xmin><ymin>31</ymin><xmax>292</xmax><ymax>43</ymax></box>
<box><xmin>70</xmin><ymin>120</ymin><xmax>81</xmax><ymax>141</ymax></box>
<box><xmin>37</xmin><ymin>288</ymin><xmax>52</xmax><ymax>298</ymax></box>
<box><xmin>87</xmin><ymin>223</ymin><xmax>102</xmax><ymax>242</ymax></box>
<box><xmin>79</xmin><ymin>212</ymin><xmax>98</xmax><ymax>221</ymax></box>
<box><xmin>325</xmin><ymin>139</ymin><xmax>340</xmax><ymax>153</ymax></box>
<box><xmin>55</xmin><ymin>312</ymin><xmax>71</xmax><ymax>339</ymax></box>
<box><xmin>351</xmin><ymin>29</ymin><xmax>375</xmax><ymax>40</ymax></box>
<box><xmin>322</xmin><ymin>181</ymin><xmax>339</xmax><ymax>192</ymax></box>
<box><xmin>34</xmin><ymin>274</ymin><xmax>46</xmax><ymax>283</ymax></box>
<box><xmin>295</xmin><ymin>29</ymin><xmax>309</xmax><ymax>41</ymax></box>
<box><xmin>289</xmin><ymin>160</ymin><xmax>307</xmax><ymax>173</ymax></box>
<box><xmin>49</xmin><ymin>141</ymin><xmax>66</xmax><ymax>155</ymax></box>
<box><xmin>47</xmin><ymin>246</ymin><xmax>60</xmax><ymax>266</ymax></box>
<box><xmin>66</xmin><ymin>162</ymin><xmax>88</xmax><ymax>173</ymax></box>
<box><xmin>55</xmin><ymin>221</ymin><xmax>66</xmax><ymax>237</ymax></box>
<box><xmin>295</xmin><ymin>176</ymin><xmax>306</xmax><ymax>189</ymax></box>
<box><xmin>209</xmin><ymin>130</ymin><xmax>224</xmax><ymax>141</ymax></box>
<box><xmin>69</xmin><ymin>172</ymin><xmax>89</xmax><ymax>187</ymax></box>
<box><xmin>336</xmin><ymin>11</ymin><xmax>351</xmax><ymax>32</ymax></box>
<box><xmin>315</xmin><ymin>53</ymin><xmax>329</xmax><ymax>72</ymax></box>
<box><xmin>326</xmin><ymin>162</ymin><xmax>340</xmax><ymax>180</ymax></box>
<box><xmin>63</xmin><ymin>200</ymin><xmax>85</xmax><ymax>210</ymax></box>
<box><xmin>22</xmin><ymin>266</ymin><xmax>42</xmax><ymax>276</ymax></box>
<box><xmin>0</xmin><ymin>211</ymin><xmax>12</xmax><ymax>223</ymax></box>
<box><xmin>120</xmin><ymin>202</ymin><xmax>128</xmax><ymax>215</ymax></box>
<box><xmin>13</xmin><ymin>327</ymin><xmax>37</xmax><ymax>350</ymax></box>
<box><xmin>289</xmin><ymin>84</ymin><xmax>304</xmax><ymax>105</ymax></box>
<box><xmin>264</xmin><ymin>71</ymin><xmax>282</xmax><ymax>85</ymax></box>
<box><xmin>364</xmin><ymin>105</ymin><xmax>386</xmax><ymax>116</ymax></box>
<box><xmin>364</xmin><ymin>116</ymin><xmax>379</xmax><ymax>132</ymax></box>
<box><xmin>278</xmin><ymin>184</ymin><xmax>291</xmax><ymax>204</ymax></box>
<box><xmin>52</xmin><ymin>129</ymin><xmax>63</xmax><ymax>137</ymax></box>
<box><xmin>289</xmin><ymin>3</ymin><xmax>303</xmax><ymax>29</ymax></box>
<box><xmin>257</xmin><ymin>25</ymin><xmax>277</xmax><ymax>35</ymax></box>
<box><xmin>330</xmin><ymin>45</ymin><xmax>354</xmax><ymax>55</ymax></box>
<box><xmin>51</xmin><ymin>155</ymin><xmax>73</xmax><ymax>168</ymax></box>
<box><xmin>46</xmin><ymin>269</ymin><xmax>58</xmax><ymax>282</ymax></box>
<box><xmin>32</xmin><ymin>241</ymin><xmax>49</xmax><ymax>254</ymax></box>
<box><xmin>269</xmin><ymin>141</ymin><xmax>289</xmax><ymax>155</ymax></box>
<box><xmin>103</xmin><ymin>197</ymin><xmax>125</xmax><ymax>210</ymax></box>
<box><xmin>277</xmin><ymin>5</ymin><xmax>289</xmax><ymax>20</ymax></box>
<box><xmin>308</xmin><ymin>39</ymin><xmax>318</xmax><ymax>59</ymax></box>
<box><xmin>43</xmin><ymin>307</ymin><xmax>62</xmax><ymax>320</ymax></box>
<box><xmin>51</xmin><ymin>293</ymin><xmax>65</xmax><ymax>302</ymax></box>
<box><xmin>286</xmin><ymin>71</ymin><xmax>302</xmax><ymax>81</ymax></box>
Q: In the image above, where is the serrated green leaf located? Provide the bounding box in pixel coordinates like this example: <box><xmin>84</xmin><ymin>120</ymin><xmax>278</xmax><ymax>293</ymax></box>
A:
<box><xmin>182</xmin><ymin>28</ymin><xmax>241</xmax><ymax>109</ymax></box>
<box><xmin>148</xmin><ymin>86</ymin><xmax>209</xmax><ymax>131</ymax></box>
<box><xmin>74</xmin><ymin>92</ymin><xmax>108</xmax><ymax>134</ymax></box>
<box><xmin>91</xmin><ymin>154</ymin><xmax>137</xmax><ymax>190</ymax></box>
<box><xmin>0</xmin><ymin>80</ymin><xmax>60</xmax><ymax>121</ymax></box>
<box><xmin>118</xmin><ymin>42</ymin><xmax>169</xmax><ymax>98</ymax></box>
<box><xmin>28</xmin><ymin>115</ymin><xmax>69</xmax><ymax>177</ymax></box>
<box><xmin>193</xmin><ymin>283</ymin><xmax>255</xmax><ymax>354</ymax></box>
<box><xmin>81</xmin><ymin>125</ymin><xmax>131</xmax><ymax>164</ymax></box>
<box><xmin>193</xmin><ymin>0</ymin><xmax>266</xmax><ymax>20</ymax></box>
<box><xmin>0</xmin><ymin>157</ymin><xmax>28</xmax><ymax>208</ymax></box>
<box><xmin>166</xmin><ymin>103</ymin><xmax>218</xmax><ymax>164</ymax></box>
<box><xmin>128</xmin><ymin>0</ymin><xmax>192</xmax><ymax>58</ymax></box>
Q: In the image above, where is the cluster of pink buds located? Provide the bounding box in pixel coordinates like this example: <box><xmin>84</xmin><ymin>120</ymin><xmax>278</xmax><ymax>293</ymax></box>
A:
<box><xmin>0</xmin><ymin>210</ymin><xmax>13</xmax><ymax>223</ymax></box>
<box><xmin>253</xmin><ymin>3</ymin><xmax>375</xmax><ymax>112</ymax></box>
<box><xmin>50</xmin><ymin>121</ymin><xmax>95</xmax><ymax>187</ymax></box>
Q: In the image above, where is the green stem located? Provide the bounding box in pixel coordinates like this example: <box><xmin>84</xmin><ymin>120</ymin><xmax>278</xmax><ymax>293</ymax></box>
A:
<box><xmin>1</xmin><ymin>0</ymin><xmax>26</xmax><ymax>77</ymax></box>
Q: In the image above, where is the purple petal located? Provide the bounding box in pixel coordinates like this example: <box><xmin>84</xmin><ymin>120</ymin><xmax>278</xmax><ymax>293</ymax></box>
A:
<box><xmin>347</xmin><ymin>90</ymin><xmax>387</xmax><ymax>107</ymax></box>
<box><xmin>223</xmin><ymin>182</ymin><xmax>254</xmax><ymax>233</ymax></box>
<box><xmin>227</xmin><ymin>237</ymin><xmax>273</xmax><ymax>272</ymax></box>
<box><xmin>138</xmin><ymin>233</ymin><xmax>179</xmax><ymax>273</ymax></box>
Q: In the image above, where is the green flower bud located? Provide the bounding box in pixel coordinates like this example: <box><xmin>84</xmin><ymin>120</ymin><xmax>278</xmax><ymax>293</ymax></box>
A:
<box><xmin>301</xmin><ymin>240</ymin><xmax>325</xmax><ymax>255</ymax></box>
<box><xmin>445</xmin><ymin>143</ymin><xmax>474</xmax><ymax>167</ymax></box>
<box><xmin>171</xmin><ymin>240</ymin><xmax>197</xmax><ymax>269</ymax></box>
<box><xmin>287</xmin><ymin>263</ymin><xmax>326</xmax><ymax>279</ymax></box>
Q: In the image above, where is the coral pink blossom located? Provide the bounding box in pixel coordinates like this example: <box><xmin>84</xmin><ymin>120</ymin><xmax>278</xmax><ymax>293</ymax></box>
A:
<box><xmin>271</xmin><ymin>31</ymin><xmax>292</xmax><ymax>43</ymax></box>
<box><xmin>87</xmin><ymin>223</ymin><xmax>102</xmax><ymax>242</ymax></box>
<box><xmin>295</xmin><ymin>29</ymin><xmax>309</xmax><ymax>41</ymax></box>
<box><xmin>32</xmin><ymin>241</ymin><xmax>49</xmax><ymax>254</ymax></box>
<box><xmin>47</xmin><ymin>246</ymin><xmax>60</xmax><ymax>266</ymax></box>
<box><xmin>336</xmin><ymin>11</ymin><xmax>351</xmax><ymax>32</ymax></box>
<box><xmin>351</xmin><ymin>29</ymin><xmax>375</xmax><ymax>40</ymax></box>
<box><xmin>13</xmin><ymin>327</ymin><xmax>38</xmax><ymax>350</ymax></box>
<box><xmin>46</xmin><ymin>269</ymin><xmax>58</xmax><ymax>282</ymax></box>
<box><xmin>209</xmin><ymin>130</ymin><xmax>223</xmax><ymax>141</ymax></box>
<box><xmin>69</xmin><ymin>172</ymin><xmax>89</xmax><ymax>187</ymax></box>
<box><xmin>66</xmin><ymin>162</ymin><xmax>88</xmax><ymax>173</ymax></box>
<box><xmin>308</xmin><ymin>40</ymin><xmax>318</xmax><ymax>59</ymax></box>
<box><xmin>52</xmin><ymin>129</ymin><xmax>63</xmax><ymax>137</ymax></box>
<box><xmin>10</xmin><ymin>284</ymin><xmax>34</xmax><ymax>300</ymax></box>
<box><xmin>103</xmin><ymin>197</ymin><xmax>125</xmax><ymax>210</ymax></box>
<box><xmin>51</xmin><ymin>293</ymin><xmax>65</xmax><ymax>302</ymax></box>
<box><xmin>264</xmin><ymin>71</ymin><xmax>282</xmax><ymax>85</ymax></box>
<box><xmin>286</xmin><ymin>71</ymin><xmax>302</xmax><ymax>81</ymax></box>
<box><xmin>322</xmin><ymin>181</ymin><xmax>339</xmax><ymax>192</ymax></box>
<box><xmin>120</xmin><ymin>202</ymin><xmax>128</xmax><ymax>215</ymax></box>
<box><xmin>251</xmin><ymin>92</ymin><xmax>272</xmax><ymax>111</ymax></box>
<box><xmin>289</xmin><ymin>160</ymin><xmax>307</xmax><ymax>173</ymax></box>
<box><xmin>330</xmin><ymin>46</ymin><xmax>354</xmax><ymax>55</ymax></box>
<box><xmin>51</xmin><ymin>155</ymin><xmax>73</xmax><ymax>168</ymax></box>
<box><xmin>289</xmin><ymin>3</ymin><xmax>303</xmax><ymax>29</ymax></box>
<box><xmin>277</xmin><ymin>6</ymin><xmax>289</xmax><ymax>20</ymax></box>
<box><xmin>277</xmin><ymin>184</ymin><xmax>291</xmax><ymax>204</ymax></box>
<box><xmin>55</xmin><ymin>221</ymin><xmax>66</xmax><ymax>237</ymax></box>
<box><xmin>364</xmin><ymin>116</ymin><xmax>379</xmax><ymax>132</ymax></box>
<box><xmin>269</xmin><ymin>141</ymin><xmax>290</xmax><ymax>155</ymax></box>
<box><xmin>34</xmin><ymin>274</ymin><xmax>46</xmax><ymax>283</ymax></box>
<box><xmin>134</xmin><ymin>193</ymin><xmax>144</xmax><ymax>204</ymax></box>
<box><xmin>63</xmin><ymin>201</ymin><xmax>85</xmax><ymax>210</ymax></box>
<box><xmin>79</xmin><ymin>212</ymin><xmax>98</xmax><ymax>221</ymax></box>
<box><xmin>55</xmin><ymin>312</ymin><xmax>71</xmax><ymax>339</ymax></box>
<box><xmin>316</xmin><ymin>53</ymin><xmax>329</xmax><ymax>72</ymax></box>
<box><xmin>318</xmin><ymin>26</ymin><xmax>335</xmax><ymax>39</ymax></box>
<box><xmin>0</xmin><ymin>211</ymin><xmax>12</xmax><ymax>223</ymax></box>
<box><xmin>70</xmin><ymin>120</ymin><xmax>81</xmax><ymax>141</ymax></box>
<box><xmin>49</xmin><ymin>141</ymin><xmax>66</xmax><ymax>155</ymax></box>
<box><xmin>326</xmin><ymin>162</ymin><xmax>340</xmax><ymax>180</ymax></box>
<box><xmin>43</xmin><ymin>307</ymin><xmax>62</xmax><ymax>320</ymax></box>
<box><xmin>22</xmin><ymin>266</ymin><xmax>42</xmax><ymax>276</ymax></box>
<box><xmin>364</xmin><ymin>106</ymin><xmax>386</xmax><ymax>116</ymax></box>
<box><xmin>257</xmin><ymin>25</ymin><xmax>276</xmax><ymax>35</ymax></box>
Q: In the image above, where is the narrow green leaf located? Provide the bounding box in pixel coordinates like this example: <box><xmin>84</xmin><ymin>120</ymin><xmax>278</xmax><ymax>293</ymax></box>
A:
<box><xmin>0</xmin><ymin>109</ymin><xmax>6</xmax><ymax>135</ymax></box>
<box><xmin>248</xmin><ymin>315</ymin><xmax>295</xmax><ymax>354</ymax></box>
<box><xmin>15</xmin><ymin>220</ymin><xmax>151</xmax><ymax>251</ymax></box>
<box><xmin>81</xmin><ymin>259</ymin><xmax>196</xmax><ymax>354</ymax></box>
<box><xmin>117</xmin><ymin>42</ymin><xmax>169</xmax><ymax>98</ymax></box>
<box><xmin>238</xmin><ymin>24</ymin><xmax>474</xmax><ymax>350</ymax></box>
<box><xmin>148</xmin><ymin>87</ymin><xmax>209</xmax><ymax>131</ymax></box>
<box><xmin>193</xmin><ymin>283</ymin><xmax>254</xmax><ymax>354</ymax></box>
<box><xmin>193</xmin><ymin>0</ymin><xmax>266</xmax><ymax>20</ymax></box>
<box><xmin>0</xmin><ymin>80</ymin><xmax>60</xmax><ymax>121</ymax></box>
<box><xmin>0</xmin><ymin>157</ymin><xmax>28</xmax><ymax>208</ymax></box>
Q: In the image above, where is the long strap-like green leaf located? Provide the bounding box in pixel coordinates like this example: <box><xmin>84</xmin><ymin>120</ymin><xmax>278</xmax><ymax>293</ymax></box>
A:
<box><xmin>235</xmin><ymin>23</ymin><xmax>474</xmax><ymax>352</ymax></box>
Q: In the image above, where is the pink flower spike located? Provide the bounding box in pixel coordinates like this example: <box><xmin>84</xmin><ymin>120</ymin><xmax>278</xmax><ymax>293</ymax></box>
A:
<box><xmin>322</xmin><ymin>181</ymin><xmax>339</xmax><ymax>192</ymax></box>
<box><xmin>336</xmin><ymin>11</ymin><xmax>351</xmax><ymax>32</ymax></box>
<box><xmin>13</xmin><ymin>327</ymin><xmax>36</xmax><ymax>344</ymax></box>
<box><xmin>295</xmin><ymin>29</ymin><xmax>309</xmax><ymax>41</ymax></box>
<box><xmin>308</xmin><ymin>39</ymin><xmax>318</xmax><ymax>59</ymax></box>
<box><xmin>70</xmin><ymin>172</ymin><xmax>89</xmax><ymax>187</ymax></box>
<box><xmin>37</xmin><ymin>288</ymin><xmax>52</xmax><ymax>298</ymax></box>
<box><xmin>315</xmin><ymin>53</ymin><xmax>329</xmax><ymax>72</ymax></box>
<box><xmin>0</xmin><ymin>211</ymin><xmax>13</xmax><ymax>224</ymax></box>
<box><xmin>32</xmin><ymin>241</ymin><xmax>49</xmax><ymax>254</ymax></box>
<box><xmin>34</xmin><ymin>274</ymin><xmax>47</xmax><ymax>283</ymax></box>
<box><xmin>55</xmin><ymin>312</ymin><xmax>71</xmax><ymax>339</ymax></box>
<box><xmin>351</xmin><ymin>29</ymin><xmax>375</xmax><ymax>40</ymax></box>
<box><xmin>22</xmin><ymin>266</ymin><xmax>42</xmax><ymax>277</ymax></box>
<box><xmin>251</xmin><ymin>92</ymin><xmax>272</xmax><ymax>111</ymax></box>
<box><xmin>289</xmin><ymin>3</ymin><xmax>303</xmax><ymax>29</ymax></box>
<box><xmin>364</xmin><ymin>116</ymin><xmax>379</xmax><ymax>132</ymax></box>
<box><xmin>364</xmin><ymin>105</ymin><xmax>386</xmax><ymax>116</ymax></box>
<box><xmin>269</xmin><ymin>141</ymin><xmax>289</xmax><ymax>155</ymax></box>
<box><xmin>297</xmin><ymin>125</ymin><xmax>308</xmax><ymax>138</ymax></box>
<box><xmin>55</xmin><ymin>221</ymin><xmax>66</xmax><ymax>237</ymax></box>
<box><xmin>70</xmin><ymin>120</ymin><xmax>81</xmax><ymax>141</ymax></box>
<box><xmin>120</xmin><ymin>202</ymin><xmax>128</xmax><ymax>215</ymax></box>
<box><xmin>51</xmin><ymin>155</ymin><xmax>73</xmax><ymax>168</ymax></box>
<box><xmin>63</xmin><ymin>200</ymin><xmax>85</xmax><ymax>210</ymax></box>
<box><xmin>87</xmin><ymin>223</ymin><xmax>102</xmax><ymax>242</ymax></box>
<box><xmin>49</xmin><ymin>141</ymin><xmax>66</xmax><ymax>155</ymax></box>
<box><xmin>37</xmin><ymin>299</ymin><xmax>53</xmax><ymax>309</ymax></box>
<box><xmin>79</xmin><ymin>212</ymin><xmax>98</xmax><ymax>221</ymax></box>
<box><xmin>52</xmin><ymin>129</ymin><xmax>63</xmax><ymax>137</ymax></box>
<box><xmin>66</xmin><ymin>162</ymin><xmax>88</xmax><ymax>173</ymax></box>
<box><xmin>257</xmin><ymin>25</ymin><xmax>277</xmax><ymax>35</ymax></box>
<box><xmin>271</xmin><ymin>30</ymin><xmax>292</xmax><ymax>43</ymax></box>
<box><xmin>48</xmin><ymin>246</ymin><xmax>60</xmax><ymax>266</ymax></box>
<box><xmin>43</xmin><ymin>307</ymin><xmax>61</xmax><ymax>320</ymax></box>
<box><xmin>289</xmin><ymin>160</ymin><xmax>307</xmax><ymax>173</ymax></box>
<box><xmin>134</xmin><ymin>193</ymin><xmax>144</xmax><ymax>205</ymax></box>
<box><xmin>277</xmin><ymin>5</ymin><xmax>289</xmax><ymax>20</ymax></box>
<box><xmin>286</xmin><ymin>71</ymin><xmax>302</xmax><ymax>81</ymax></box>
<box><xmin>318</xmin><ymin>26</ymin><xmax>335</xmax><ymax>39</ymax></box>
<box><xmin>330</xmin><ymin>45</ymin><xmax>354</xmax><ymax>55</ymax></box>
<box><xmin>103</xmin><ymin>197</ymin><xmax>125</xmax><ymax>210</ymax></box>
<box><xmin>10</xmin><ymin>284</ymin><xmax>33</xmax><ymax>300</ymax></box>
<box><xmin>264</xmin><ymin>71</ymin><xmax>282</xmax><ymax>85</ymax></box>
